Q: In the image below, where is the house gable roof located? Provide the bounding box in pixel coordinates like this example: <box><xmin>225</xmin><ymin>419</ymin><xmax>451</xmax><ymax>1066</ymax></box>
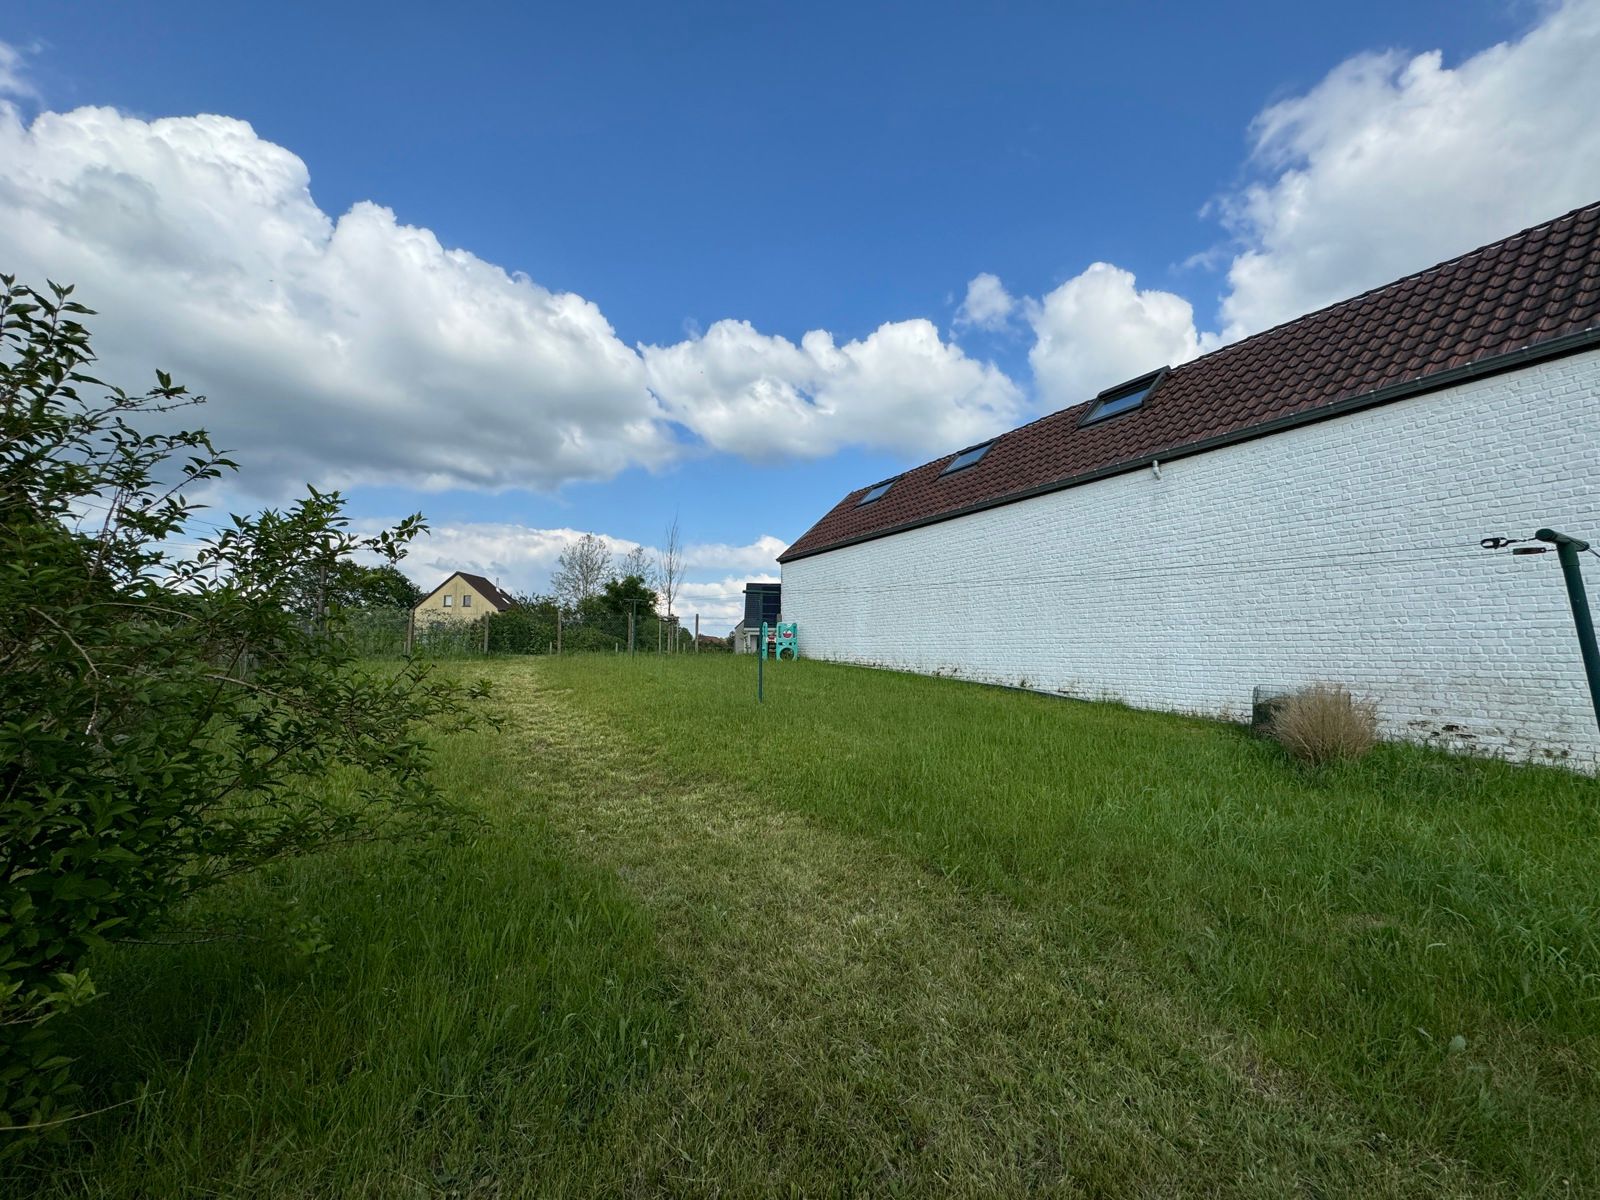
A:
<box><xmin>779</xmin><ymin>200</ymin><xmax>1600</xmax><ymax>564</ymax></box>
<box><xmin>414</xmin><ymin>571</ymin><xmax>515</xmax><ymax>612</ymax></box>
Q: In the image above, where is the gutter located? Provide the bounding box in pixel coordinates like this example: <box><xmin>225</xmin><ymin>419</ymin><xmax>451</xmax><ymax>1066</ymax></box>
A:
<box><xmin>777</xmin><ymin>326</ymin><xmax>1600</xmax><ymax>565</ymax></box>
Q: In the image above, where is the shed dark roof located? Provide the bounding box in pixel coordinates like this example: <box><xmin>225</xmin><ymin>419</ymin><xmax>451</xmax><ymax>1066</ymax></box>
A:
<box><xmin>780</xmin><ymin>201</ymin><xmax>1600</xmax><ymax>563</ymax></box>
<box><xmin>415</xmin><ymin>571</ymin><xmax>515</xmax><ymax>611</ymax></box>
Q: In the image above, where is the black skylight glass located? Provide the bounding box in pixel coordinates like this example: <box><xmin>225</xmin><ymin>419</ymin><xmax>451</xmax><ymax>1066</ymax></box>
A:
<box><xmin>1080</xmin><ymin>367</ymin><xmax>1168</xmax><ymax>426</ymax></box>
<box><xmin>858</xmin><ymin>479</ymin><xmax>894</xmax><ymax>505</ymax></box>
<box><xmin>941</xmin><ymin>440</ymin><xmax>993</xmax><ymax>475</ymax></box>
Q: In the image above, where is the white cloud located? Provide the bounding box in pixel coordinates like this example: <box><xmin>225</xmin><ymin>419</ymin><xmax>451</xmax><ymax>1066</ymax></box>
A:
<box><xmin>954</xmin><ymin>272</ymin><xmax>1016</xmax><ymax>331</ymax></box>
<box><xmin>683</xmin><ymin>534</ymin><xmax>788</xmax><ymax>573</ymax></box>
<box><xmin>0</xmin><ymin>105</ymin><xmax>669</xmax><ymax>495</ymax></box>
<box><xmin>0</xmin><ymin>102</ymin><xmax>1027</xmax><ymax>495</ymax></box>
<box><xmin>0</xmin><ymin>40</ymin><xmax>37</xmax><ymax>100</ymax></box>
<box><xmin>994</xmin><ymin>0</ymin><xmax>1600</xmax><ymax>410</ymax></box>
<box><xmin>9</xmin><ymin>0</ymin><xmax>1596</xmax><ymax>499</ymax></box>
<box><xmin>642</xmin><ymin>317</ymin><xmax>1024</xmax><ymax>459</ymax></box>
<box><xmin>1025</xmin><ymin>263</ymin><xmax>1210</xmax><ymax>407</ymax></box>
<box><xmin>1217</xmin><ymin>0</ymin><xmax>1600</xmax><ymax>337</ymax></box>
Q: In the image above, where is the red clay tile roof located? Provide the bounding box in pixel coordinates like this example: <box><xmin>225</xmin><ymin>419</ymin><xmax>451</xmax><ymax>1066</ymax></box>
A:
<box><xmin>780</xmin><ymin>201</ymin><xmax>1600</xmax><ymax>563</ymax></box>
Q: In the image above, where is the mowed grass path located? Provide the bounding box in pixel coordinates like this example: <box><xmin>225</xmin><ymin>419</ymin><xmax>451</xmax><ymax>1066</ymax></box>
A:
<box><xmin>10</xmin><ymin>655</ymin><xmax>1598</xmax><ymax>1196</ymax></box>
<box><xmin>537</xmin><ymin>654</ymin><xmax>1600</xmax><ymax>1194</ymax></box>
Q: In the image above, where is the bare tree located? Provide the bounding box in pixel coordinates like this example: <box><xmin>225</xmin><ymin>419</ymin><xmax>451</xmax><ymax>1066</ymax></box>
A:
<box><xmin>551</xmin><ymin>532</ymin><xmax>612</xmax><ymax>611</ymax></box>
<box><xmin>617</xmin><ymin>544</ymin><xmax>658</xmax><ymax>593</ymax></box>
<box><xmin>656</xmin><ymin>516</ymin><xmax>684</xmax><ymax>651</ymax></box>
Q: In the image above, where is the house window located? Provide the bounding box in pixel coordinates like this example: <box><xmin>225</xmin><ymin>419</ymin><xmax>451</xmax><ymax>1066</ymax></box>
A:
<box><xmin>1079</xmin><ymin>367</ymin><xmax>1168</xmax><ymax>426</ymax></box>
<box><xmin>858</xmin><ymin>479</ymin><xmax>896</xmax><ymax>506</ymax></box>
<box><xmin>442</xmin><ymin>595</ymin><xmax>452</xmax><ymax>607</ymax></box>
<box><xmin>462</xmin><ymin>593</ymin><xmax>471</xmax><ymax>607</ymax></box>
<box><xmin>941</xmin><ymin>440</ymin><xmax>993</xmax><ymax>475</ymax></box>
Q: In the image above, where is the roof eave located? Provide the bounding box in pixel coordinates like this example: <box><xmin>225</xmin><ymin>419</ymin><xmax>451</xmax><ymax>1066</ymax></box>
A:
<box><xmin>777</xmin><ymin>326</ymin><xmax>1600</xmax><ymax>564</ymax></box>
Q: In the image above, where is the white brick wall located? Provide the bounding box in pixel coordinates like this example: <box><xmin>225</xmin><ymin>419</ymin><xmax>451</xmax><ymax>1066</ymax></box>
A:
<box><xmin>783</xmin><ymin>348</ymin><xmax>1600</xmax><ymax>767</ymax></box>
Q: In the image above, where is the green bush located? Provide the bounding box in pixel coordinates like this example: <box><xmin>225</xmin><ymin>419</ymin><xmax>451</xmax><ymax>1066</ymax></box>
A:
<box><xmin>0</xmin><ymin>278</ymin><xmax>486</xmax><ymax>1146</ymax></box>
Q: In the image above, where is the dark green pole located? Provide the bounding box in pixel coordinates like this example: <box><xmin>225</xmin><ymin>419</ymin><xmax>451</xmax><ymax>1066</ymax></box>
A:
<box><xmin>1536</xmin><ymin>529</ymin><xmax>1600</xmax><ymax>731</ymax></box>
<box><xmin>757</xmin><ymin>622</ymin><xmax>765</xmax><ymax>704</ymax></box>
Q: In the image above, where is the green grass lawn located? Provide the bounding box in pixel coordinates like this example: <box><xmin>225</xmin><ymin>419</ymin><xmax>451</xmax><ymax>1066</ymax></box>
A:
<box><xmin>9</xmin><ymin>654</ymin><xmax>1598</xmax><ymax>1197</ymax></box>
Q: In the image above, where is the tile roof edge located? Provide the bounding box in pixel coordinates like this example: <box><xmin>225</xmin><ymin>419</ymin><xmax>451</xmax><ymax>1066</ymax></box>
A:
<box><xmin>1198</xmin><ymin>200</ymin><xmax>1600</xmax><ymax>360</ymax></box>
<box><xmin>777</xmin><ymin>324</ymin><xmax>1600</xmax><ymax>564</ymax></box>
<box><xmin>814</xmin><ymin>200</ymin><xmax>1600</xmax><ymax>518</ymax></box>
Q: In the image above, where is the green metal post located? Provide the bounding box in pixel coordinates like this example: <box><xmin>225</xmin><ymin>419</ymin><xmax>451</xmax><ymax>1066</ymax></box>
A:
<box><xmin>757</xmin><ymin>623</ymin><xmax>764</xmax><ymax>704</ymax></box>
<box><xmin>1536</xmin><ymin>529</ymin><xmax>1600</xmax><ymax>731</ymax></box>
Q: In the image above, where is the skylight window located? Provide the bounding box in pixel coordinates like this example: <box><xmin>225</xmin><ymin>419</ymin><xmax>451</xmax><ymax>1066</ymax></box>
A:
<box><xmin>1079</xmin><ymin>367</ymin><xmax>1168</xmax><ymax>426</ymax></box>
<box><xmin>941</xmin><ymin>440</ymin><xmax>993</xmax><ymax>475</ymax></box>
<box><xmin>858</xmin><ymin>479</ymin><xmax>895</xmax><ymax>506</ymax></box>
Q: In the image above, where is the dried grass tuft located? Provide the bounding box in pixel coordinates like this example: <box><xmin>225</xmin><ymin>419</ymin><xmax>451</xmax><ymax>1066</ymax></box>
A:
<box><xmin>1270</xmin><ymin>683</ymin><xmax>1379</xmax><ymax>765</ymax></box>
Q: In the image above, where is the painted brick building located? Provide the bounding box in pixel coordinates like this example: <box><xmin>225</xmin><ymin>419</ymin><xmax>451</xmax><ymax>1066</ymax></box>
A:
<box><xmin>779</xmin><ymin>203</ymin><xmax>1600</xmax><ymax>765</ymax></box>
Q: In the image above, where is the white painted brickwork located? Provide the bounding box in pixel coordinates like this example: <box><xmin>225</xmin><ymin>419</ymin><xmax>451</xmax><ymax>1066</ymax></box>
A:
<box><xmin>784</xmin><ymin>349</ymin><xmax>1600</xmax><ymax>767</ymax></box>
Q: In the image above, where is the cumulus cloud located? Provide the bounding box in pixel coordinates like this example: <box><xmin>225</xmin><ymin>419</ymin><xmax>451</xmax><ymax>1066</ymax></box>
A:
<box><xmin>1218</xmin><ymin>0</ymin><xmax>1600</xmax><ymax>337</ymax></box>
<box><xmin>954</xmin><ymin>272</ymin><xmax>1016</xmax><ymax>331</ymax></box>
<box><xmin>978</xmin><ymin>0</ymin><xmax>1600</xmax><ymax>410</ymax></box>
<box><xmin>0</xmin><ymin>103</ymin><xmax>1025</xmax><ymax>495</ymax></box>
<box><xmin>0</xmin><ymin>105</ymin><xmax>668</xmax><ymax>495</ymax></box>
<box><xmin>641</xmin><ymin>318</ymin><xmax>1024</xmax><ymax>459</ymax></box>
<box><xmin>8</xmin><ymin>0</ymin><xmax>1597</xmax><ymax>493</ymax></box>
<box><xmin>1025</xmin><ymin>264</ymin><xmax>1209</xmax><ymax>407</ymax></box>
<box><xmin>683</xmin><ymin>534</ymin><xmax>788</xmax><ymax>573</ymax></box>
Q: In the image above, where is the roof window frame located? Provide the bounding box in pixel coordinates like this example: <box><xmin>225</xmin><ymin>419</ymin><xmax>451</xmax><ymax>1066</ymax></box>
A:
<box><xmin>1078</xmin><ymin>366</ymin><xmax>1169</xmax><ymax>427</ymax></box>
<box><xmin>856</xmin><ymin>478</ymin><xmax>897</xmax><ymax>506</ymax></box>
<box><xmin>939</xmin><ymin>438</ymin><xmax>996</xmax><ymax>476</ymax></box>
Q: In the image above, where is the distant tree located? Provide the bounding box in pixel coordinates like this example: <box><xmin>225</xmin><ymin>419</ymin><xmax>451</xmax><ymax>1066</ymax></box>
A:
<box><xmin>656</xmin><ymin>517</ymin><xmax>684</xmax><ymax>649</ymax></box>
<box><xmin>511</xmin><ymin>589</ymin><xmax>559</xmax><ymax>613</ymax></box>
<box><xmin>550</xmin><ymin>533</ymin><xmax>612</xmax><ymax>611</ymax></box>
<box><xmin>601</xmin><ymin>573</ymin><xmax>657</xmax><ymax>618</ymax></box>
<box><xmin>277</xmin><ymin>557</ymin><xmax>421</xmax><ymax>619</ymax></box>
<box><xmin>487</xmin><ymin>591</ymin><xmax>559</xmax><ymax>654</ymax></box>
<box><xmin>349</xmin><ymin>563</ymin><xmax>422</xmax><ymax>608</ymax></box>
<box><xmin>616</xmin><ymin>545</ymin><xmax>658</xmax><ymax>595</ymax></box>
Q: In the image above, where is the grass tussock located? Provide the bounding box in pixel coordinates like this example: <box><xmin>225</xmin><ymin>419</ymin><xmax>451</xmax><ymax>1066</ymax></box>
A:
<box><xmin>1270</xmin><ymin>682</ymin><xmax>1380</xmax><ymax>764</ymax></box>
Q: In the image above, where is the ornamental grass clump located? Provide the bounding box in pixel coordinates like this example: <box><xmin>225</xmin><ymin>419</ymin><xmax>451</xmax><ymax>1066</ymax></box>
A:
<box><xmin>1270</xmin><ymin>683</ymin><xmax>1379</xmax><ymax>765</ymax></box>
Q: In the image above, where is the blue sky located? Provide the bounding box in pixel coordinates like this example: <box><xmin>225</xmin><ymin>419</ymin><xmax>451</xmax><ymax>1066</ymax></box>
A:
<box><xmin>3</xmin><ymin>1</ymin><xmax>1597</xmax><ymax>627</ymax></box>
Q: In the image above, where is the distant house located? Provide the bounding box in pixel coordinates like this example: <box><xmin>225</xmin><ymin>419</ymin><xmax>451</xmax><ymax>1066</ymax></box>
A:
<box><xmin>413</xmin><ymin>571</ymin><xmax>514</xmax><ymax>625</ymax></box>
<box><xmin>731</xmin><ymin>582</ymin><xmax>780</xmax><ymax>654</ymax></box>
<box><xmin>780</xmin><ymin>202</ymin><xmax>1600</xmax><ymax>765</ymax></box>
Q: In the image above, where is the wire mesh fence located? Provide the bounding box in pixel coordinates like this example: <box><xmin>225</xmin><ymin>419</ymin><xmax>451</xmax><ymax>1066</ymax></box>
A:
<box><xmin>342</xmin><ymin>605</ymin><xmax>731</xmax><ymax>659</ymax></box>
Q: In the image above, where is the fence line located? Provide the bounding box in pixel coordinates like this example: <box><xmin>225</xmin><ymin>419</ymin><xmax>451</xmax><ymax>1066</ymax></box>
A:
<box><xmin>346</xmin><ymin>605</ymin><xmax>734</xmax><ymax>659</ymax></box>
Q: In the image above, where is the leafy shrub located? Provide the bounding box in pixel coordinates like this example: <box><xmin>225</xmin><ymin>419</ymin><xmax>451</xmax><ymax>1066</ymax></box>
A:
<box><xmin>1269</xmin><ymin>684</ymin><xmax>1379</xmax><ymax>765</ymax></box>
<box><xmin>0</xmin><ymin>277</ymin><xmax>486</xmax><ymax>1145</ymax></box>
